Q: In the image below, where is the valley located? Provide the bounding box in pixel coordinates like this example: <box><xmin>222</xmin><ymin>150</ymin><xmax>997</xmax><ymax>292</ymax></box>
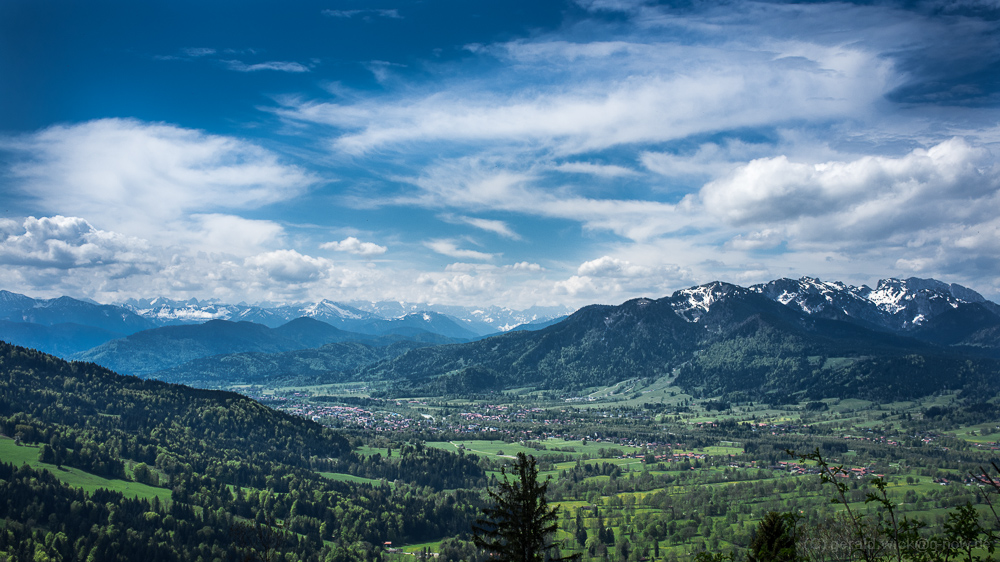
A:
<box><xmin>1</xmin><ymin>277</ymin><xmax>999</xmax><ymax>561</ymax></box>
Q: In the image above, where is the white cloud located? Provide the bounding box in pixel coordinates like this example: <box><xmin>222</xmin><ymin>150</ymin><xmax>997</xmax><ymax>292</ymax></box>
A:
<box><xmin>321</xmin><ymin>236</ymin><xmax>387</xmax><ymax>256</ymax></box>
<box><xmin>509</xmin><ymin>261</ymin><xmax>543</xmax><ymax>272</ymax></box>
<box><xmin>725</xmin><ymin>229</ymin><xmax>784</xmax><ymax>251</ymax></box>
<box><xmin>5</xmin><ymin>118</ymin><xmax>316</xmax><ymax>242</ymax></box>
<box><xmin>0</xmin><ymin>216</ymin><xmax>150</xmax><ymax>269</ymax></box>
<box><xmin>554</xmin><ymin>162</ymin><xmax>640</xmax><ymax>178</ymax></box>
<box><xmin>553</xmin><ymin>275</ymin><xmax>598</xmax><ymax>297</ymax></box>
<box><xmin>420</xmin><ymin>272</ymin><xmax>499</xmax><ymax>299</ymax></box>
<box><xmin>244</xmin><ymin>249</ymin><xmax>333</xmax><ymax>283</ymax></box>
<box><xmin>402</xmin><ymin>157</ymin><xmax>686</xmax><ymax>241</ymax></box>
<box><xmin>447</xmin><ymin>215</ymin><xmax>521</xmax><ymax>239</ymax></box>
<box><xmin>223</xmin><ymin>60</ymin><xmax>310</xmax><ymax>73</ymax></box>
<box><xmin>574</xmin><ymin>0</ymin><xmax>647</xmax><ymax>13</ymax></box>
<box><xmin>322</xmin><ymin>9</ymin><xmax>401</xmax><ymax>19</ymax></box>
<box><xmin>424</xmin><ymin>239</ymin><xmax>496</xmax><ymax>261</ymax></box>
<box><xmin>554</xmin><ymin>255</ymin><xmax>694</xmax><ymax>301</ymax></box>
<box><xmin>365</xmin><ymin>60</ymin><xmax>407</xmax><ymax>84</ymax></box>
<box><xmin>182</xmin><ymin>47</ymin><xmax>216</xmax><ymax>57</ymax></box>
<box><xmin>641</xmin><ymin>142</ymin><xmax>761</xmax><ymax>179</ymax></box>
<box><xmin>189</xmin><ymin>214</ymin><xmax>286</xmax><ymax>256</ymax></box>
<box><xmin>281</xmin><ymin>38</ymin><xmax>888</xmax><ymax>156</ymax></box>
<box><xmin>577</xmin><ymin>255</ymin><xmax>651</xmax><ymax>277</ymax></box>
<box><xmin>699</xmin><ymin>138</ymin><xmax>999</xmax><ymax>237</ymax></box>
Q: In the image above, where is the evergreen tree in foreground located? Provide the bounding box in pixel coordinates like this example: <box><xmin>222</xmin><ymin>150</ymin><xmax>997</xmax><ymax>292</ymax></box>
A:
<box><xmin>747</xmin><ymin>511</ymin><xmax>799</xmax><ymax>562</ymax></box>
<box><xmin>472</xmin><ymin>452</ymin><xmax>579</xmax><ymax>562</ymax></box>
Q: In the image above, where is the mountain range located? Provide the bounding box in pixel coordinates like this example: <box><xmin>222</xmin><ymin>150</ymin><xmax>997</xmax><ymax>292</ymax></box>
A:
<box><xmin>75</xmin><ymin>316</ymin><xmax>462</xmax><ymax>379</ymax></box>
<box><xmin>2</xmin><ymin>277</ymin><xmax>1000</xmax><ymax>403</ymax></box>
<box><xmin>351</xmin><ymin>277</ymin><xmax>1000</xmax><ymax>401</ymax></box>
<box><xmin>120</xmin><ymin>295</ymin><xmax>571</xmax><ymax>335</ymax></box>
<box><xmin>0</xmin><ymin>290</ymin><xmax>571</xmax><ymax>360</ymax></box>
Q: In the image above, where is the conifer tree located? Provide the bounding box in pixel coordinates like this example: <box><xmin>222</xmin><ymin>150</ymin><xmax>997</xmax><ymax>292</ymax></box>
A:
<box><xmin>472</xmin><ymin>452</ymin><xmax>579</xmax><ymax>562</ymax></box>
<box><xmin>748</xmin><ymin>511</ymin><xmax>798</xmax><ymax>562</ymax></box>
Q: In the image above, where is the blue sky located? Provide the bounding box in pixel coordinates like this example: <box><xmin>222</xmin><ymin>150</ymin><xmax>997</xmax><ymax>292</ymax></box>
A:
<box><xmin>2</xmin><ymin>0</ymin><xmax>1000</xmax><ymax>308</ymax></box>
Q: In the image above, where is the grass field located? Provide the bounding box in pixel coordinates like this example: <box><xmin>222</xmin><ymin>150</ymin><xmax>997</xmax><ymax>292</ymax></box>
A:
<box><xmin>427</xmin><ymin>439</ymin><xmax>643</xmax><ymax>461</ymax></box>
<box><xmin>0</xmin><ymin>437</ymin><xmax>173</xmax><ymax>504</ymax></box>
<box><xmin>317</xmin><ymin>471</ymin><xmax>392</xmax><ymax>487</ymax></box>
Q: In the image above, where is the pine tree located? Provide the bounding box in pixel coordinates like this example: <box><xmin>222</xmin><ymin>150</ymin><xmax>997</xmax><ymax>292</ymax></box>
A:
<box><xmin>472</xmin><ymin>452</ymin><xmax>579</xmax><ymax>562</ymax></box>
<box><xmin>748</xmin><ymin>511</ymin><xmax>798</xmax><ymax>562</ymax></box>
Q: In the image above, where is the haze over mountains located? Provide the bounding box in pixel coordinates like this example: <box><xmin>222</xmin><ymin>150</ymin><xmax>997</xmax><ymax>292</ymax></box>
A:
<box><xmin>0</xmin><ymin>290</ymin><xmax>572</xmax><ymax>358</ymax></box>
<box><xmin>121</xmin><ymin>296</ymin><xmax>570</xmax><ymax>334</ymax></box>
<box><xmin>2</xmin><ymin>276</ymin><xmax>1000</xmax><ymax>403</ymax></box>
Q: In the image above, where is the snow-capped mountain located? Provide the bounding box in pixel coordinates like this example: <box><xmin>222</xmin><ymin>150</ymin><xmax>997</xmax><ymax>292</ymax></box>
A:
<box><xmin>668</xmin><ymin>282</ymin><xmax>751</xmax><ymax>323</ymax></box>
<box><xmin>117</xmin><ymin>297</ymin><xmax>570</xmax><ymax>335</ymax></box>
<box><xmin>123</xmin><ymin>297</ymin><xmax>261</xmax><ymax>324</ymax></box>
<box><xmin>2</xmin><ymin>292</ymin><xmax>155</xmax><ymax>334</ymax></box>
<box><xmin>747</xmin><ymin>276</ymin><xmax>997</xmax><ymax>331</ymax></box>
<box><xmin>347</xmin><ymin>301</ymin><xmax>576</xmax><ymax>334</ymax></box>
<box><xmin>359</xmin><ymin>276</ymin><xmax>1000</xmax><ymax>400</ymax></box>
<box><xmin>121</xmin><ymin>297</ymin><xmax>374</xmax><ymax>328</ymax></box>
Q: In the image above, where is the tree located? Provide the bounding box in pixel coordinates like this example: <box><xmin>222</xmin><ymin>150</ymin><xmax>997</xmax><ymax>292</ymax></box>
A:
<box><xmin>472</xmin><ymin>452</ymin><xmax>579</xmax><ymax>562</ymax></box>
<box><xmin>230</xmin><ymin>516</ymin><xmax>288</xmax><ymax>562</ymax></box>
<box><xmin>747</xmin><ymin>511</ymin><xmax>798</xmax><ymax>562</ymax></box>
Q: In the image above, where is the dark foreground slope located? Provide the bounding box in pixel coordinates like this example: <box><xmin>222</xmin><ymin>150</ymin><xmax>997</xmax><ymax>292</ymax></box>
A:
<box><xmin>0</xmin><ymin>342</ymin><xmax>483</xmax><ymax>562</ymax></box>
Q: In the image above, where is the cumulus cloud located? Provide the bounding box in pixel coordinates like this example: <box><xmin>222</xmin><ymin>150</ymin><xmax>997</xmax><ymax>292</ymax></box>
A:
<box><xmin>4</xmin><ymin>118</ymin><xmax>316</xmax><ymax>241</ymax></box>
<box><xmin>577</xmin><ymin>255</ymin><xmax>652</xmax><ymax>277</ymax></box>
<box><xmin>321</xmin><ymin>236</ymin><xmax>387</xmax><ymax>256</ymax></box>
<box><xmin>189</xmin><ymin>214</ymin><xmax>286</xmax><ymax>256</ymax></box>
<box><xmin>0</xmin><ymin>216</ymin><xmax>150</xmax><ymax>269</ymax></box>
<box><xmin>699</xmin><ymin>138</ymin><xmax>999</xmax><ymax>237</ymax></box>
<box><xmin>509</xmin><ymin>261</ymin><xmax>543</xmax><ymax>271</ymax></box>
<box><xmin>244</xmin><ymin>250</ymin><xmax>333</xmax><ymax>283</ymax></box>
<box><xmin>554</xmin><ymin>255</ymin><xmax>694</xmax><ymax>300</ymax></box>
<box><xmin>417</xmin><ymin>272</ymin><xmax>499</xmax><ymax>299</ymax></box>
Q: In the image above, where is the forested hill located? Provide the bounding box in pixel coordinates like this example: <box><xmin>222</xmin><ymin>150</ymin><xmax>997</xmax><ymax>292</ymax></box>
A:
<box><xmin>357</xmin><ymin>298</ymin><xmax>700</xmax><ymax>394</ymax></box>
<box><xmin>0</xmin><ymin>342</ymin><xmax>485</xmax><ymax>561</ymax></box>
<box><xmin>358</xmin><ymin>286</ymin><xmax>1000</xmax><ymax>402</ymax></box>
<box><xmin>0</xmin><ymin>341</ymin><xmax>351</xmax><ymax>469</ymax></box>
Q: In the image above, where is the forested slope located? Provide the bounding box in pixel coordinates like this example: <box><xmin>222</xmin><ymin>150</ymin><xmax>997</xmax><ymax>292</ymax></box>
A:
<box><xmin>0</xmin><ymin>342</ymin><xmax>485</xmax><ymax>561</ymax></box>
<box><xmin>357</xmin><ymin>290</ymin><xmax>1000</xmax><ymax>402</ymax></box>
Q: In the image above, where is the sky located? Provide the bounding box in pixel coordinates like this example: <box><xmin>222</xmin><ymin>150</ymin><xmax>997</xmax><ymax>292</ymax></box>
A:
<box><xmin>1</xmin><ymin>0</ymin><xmax>999</xmax><ymax>308</ymax></box>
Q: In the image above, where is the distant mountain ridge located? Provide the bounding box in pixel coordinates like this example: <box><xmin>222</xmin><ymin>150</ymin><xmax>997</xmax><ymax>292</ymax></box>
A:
<box><xmin>0</xmin><ymin>290</ymin><xmax>571</xmax><ymax>362</ymax></box>
<box><xmin>0</xmin><ymin>290</ymin><xmax>156</xmax><ymax>355</ymax></box>
<box><xmin>3</xmin><ymin>277</ymin><xmax>1000</xmax><ymax>403</ymax></box>
<box><xmin>72</xmin><ymin>319</ymin><xmax>312</xmax><ymax>376</ymax></box>
<box><xmin>0</xmin><ymin>290</ymin><xmax>155</xmax><ymax>334</ymax></box>
<box><xmin>353</xmin><ymin>276</ymin><xmax>1000</xmax><ymax>401</ymax></box>
<box><xmin>120</xmin><ymin>296</ymin><xmax>573</xmax><ymax>336</ymax></box>
<box><xmin>750</xmin><ymin>277</ymin><xmax>999</xmax><ymax>331</ymax></box>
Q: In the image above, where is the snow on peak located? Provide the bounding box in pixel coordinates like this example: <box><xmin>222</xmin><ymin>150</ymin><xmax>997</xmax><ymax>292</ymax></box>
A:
<box><xmin>746</xmin><ymin>276</ymin><xmax>990</xmax><ymax>329</ymax></box>
<box><xmin>671</xmin><ymin>282</ymin><xmax>740</xmax><ymax>322</ymax></box>
<box><xmin>860</xmin><ymin>277</ymin><xmax>980</xmax><ymax>317</ymax></box>
<box><xmin>304</xmin><ymin>300</ymin><xmax>364</xmax><ymax>319</ymax></box>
